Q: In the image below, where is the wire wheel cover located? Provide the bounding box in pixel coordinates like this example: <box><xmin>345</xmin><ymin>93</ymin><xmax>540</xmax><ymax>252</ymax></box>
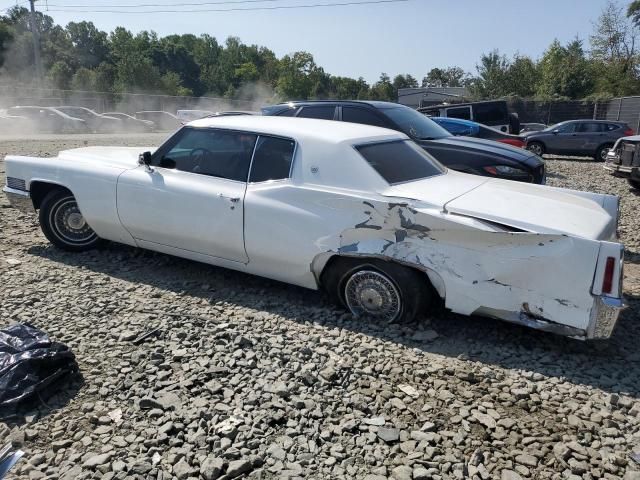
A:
<box><xmin>345</xmin><ymin>270</ymin><xmax>401</xmax><ymax>321</ymax></box>
<box><xmin>50</xmin><ymin>198</ymin><xmax>97</xmax><ymax>245</ymax></box>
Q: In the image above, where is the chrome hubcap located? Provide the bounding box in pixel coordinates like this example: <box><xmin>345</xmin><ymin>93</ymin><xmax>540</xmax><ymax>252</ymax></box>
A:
<box><xmin>50</xmin><ymin>198</ymin><xmax>97</xmax><ymax>245</ymax></box>
<box><xmin>345</xmin><ymin>270</ymin><xmax>401</xmax><ymax>322</ymax></box>
<box><xmin>529</xmin><ymin>144</ymin><xmax>542</xmax><ymax>155</ymax></box>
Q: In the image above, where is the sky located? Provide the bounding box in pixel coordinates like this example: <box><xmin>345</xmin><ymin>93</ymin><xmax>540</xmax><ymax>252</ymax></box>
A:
<box><xmin>2</xmin><ymin>0</ymin><xmax>615</xmax><ymax>83</ymax></box>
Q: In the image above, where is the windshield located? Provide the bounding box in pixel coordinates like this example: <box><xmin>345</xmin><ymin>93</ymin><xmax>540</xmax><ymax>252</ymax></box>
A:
<box><xmin>382</xmin><ymin>106</ymin><xmax>452</xmax><ymax>140</ymax></box>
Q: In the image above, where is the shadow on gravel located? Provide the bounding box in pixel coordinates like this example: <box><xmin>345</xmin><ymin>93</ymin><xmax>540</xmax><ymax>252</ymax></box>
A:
<box><xmin>28</xmin><ymin>243</ymin><xmax>640</xmax><ymax>399</ymax></box>
<box><xmin>1</xmin><ymin>372</ymin><xmax>84</xmax><ymax>427</ymax></box>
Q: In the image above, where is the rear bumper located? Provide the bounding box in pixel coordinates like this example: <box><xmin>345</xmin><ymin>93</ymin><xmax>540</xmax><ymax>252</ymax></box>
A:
<box><xmin>587</xmin><ymin>296</ymin><xmax>626</xmax><ymax>339</ymax></box>
<box><xmin>2</xmin><ymin>186</ymin><xmax>34</xmax><ymax>213</ymax></box>
<box><xmin>604</xmin><ymin>161</ymin><xmax>635</xmax><ymax>176</ymax></box>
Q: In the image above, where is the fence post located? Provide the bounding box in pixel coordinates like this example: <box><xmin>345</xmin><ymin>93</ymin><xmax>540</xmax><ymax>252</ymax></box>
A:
<box><xmin>593</xmin><ymin>101</ymin><xmax>598</xmax><ymax>120</ymax></box>
<box><xmin>636</xmin><ymin>111</ymin><xmax>640</xmax><ymax>135</ymax></box>
<box><xmin>547</xmin><ymin>103</ymin><xmax>552</xmax><ymax>125</ymax></box>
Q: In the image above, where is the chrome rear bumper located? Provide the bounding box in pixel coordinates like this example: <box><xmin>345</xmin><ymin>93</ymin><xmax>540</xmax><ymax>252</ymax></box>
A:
<box><xmin>587</xmin><ymin>296</ymin><xmax>626</xmax><ymax>339</ymax></box>
<box><xmin>2</xmin><ymin>186</ymin><xmax>34</xmax><ymax>213</ymax></box>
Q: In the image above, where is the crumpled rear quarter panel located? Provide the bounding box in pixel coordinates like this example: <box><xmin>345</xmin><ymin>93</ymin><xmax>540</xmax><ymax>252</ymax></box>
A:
<box><xmin>336</xmin><ymin>199</ymin><xmax>601</xmax><ymax>332</ymax></box>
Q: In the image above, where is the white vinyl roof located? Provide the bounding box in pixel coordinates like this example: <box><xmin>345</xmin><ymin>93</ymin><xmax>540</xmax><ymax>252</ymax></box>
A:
<box><xmin>187</xmin><ymin>115</ymin><xmax>407</xmax><ymax>145</ymax></box>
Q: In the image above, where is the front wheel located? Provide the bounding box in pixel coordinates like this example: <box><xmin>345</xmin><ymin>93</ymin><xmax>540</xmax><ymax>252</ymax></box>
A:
<box><xmin>39</xmin><ymin>189</ymin><xmax>103</xmax><ymax>251</ymax></box>
<box><xmin>322</xmin><ymin>258</ymin><xmax>432</xmax><ymax>323</ymax></box>
<box><xmin>595</xmin><ymin>144</ymin><xmax>613</xmax><ymax>162</ymax></box>
<box><xmin>526</xmin><ymin>141</ymin><xmax>545</xmax><ymax>156</ymax></box>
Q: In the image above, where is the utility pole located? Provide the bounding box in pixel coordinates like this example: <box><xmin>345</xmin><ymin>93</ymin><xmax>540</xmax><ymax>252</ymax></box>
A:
<box><xmin>28</xmin><ymin>0</ymin><xmax>42</xmax><ymax>87</ymax></box>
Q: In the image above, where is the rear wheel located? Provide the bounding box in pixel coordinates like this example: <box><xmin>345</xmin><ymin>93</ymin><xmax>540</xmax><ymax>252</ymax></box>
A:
<box><xmin>39</xmin><ymin>189</ymin><xmax>102</xmax><ymax>251</ymax></box>
<box><xmin>322</xmin><ymin>258</ymin><xmax>432</xmax><ymax>323</ymax></box>
<box><xmin>629</xmin><ymin>178</ymin><xmax>640</xmax><ymax>190</ymax></box>
<box><xmin>527</xmin><ymin>141</ymin><xmax>545</xmax><ymax>156</ymax></box>
<box><xmin>595</xmin><ymin>144</ymin><xmax>613</xmax><ymax>162</ymax></box>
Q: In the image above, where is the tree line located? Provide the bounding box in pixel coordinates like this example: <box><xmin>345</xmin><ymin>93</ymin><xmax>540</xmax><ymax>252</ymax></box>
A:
<box><xmin>0</xmin><ymin>1</ymin><xmax>639</xmax><ymax>103</ymax></box>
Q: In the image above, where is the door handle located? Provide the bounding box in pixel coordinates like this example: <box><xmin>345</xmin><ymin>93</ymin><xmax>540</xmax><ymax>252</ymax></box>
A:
<box><xmin>218</xmin><ymin>193</ymin><xmax>240</xmax><ymax>203</ymax></box>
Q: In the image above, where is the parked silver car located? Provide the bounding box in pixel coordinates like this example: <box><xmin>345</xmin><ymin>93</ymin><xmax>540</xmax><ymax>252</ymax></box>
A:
<box><xmin>524</xmin><ymin>120</ymin><xmax>634</xmax><ymax>161</ymax></box>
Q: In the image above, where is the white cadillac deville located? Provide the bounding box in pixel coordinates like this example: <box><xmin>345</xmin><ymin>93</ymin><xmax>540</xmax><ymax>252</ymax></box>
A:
<box><xmin>3</xmin><ymin>116</ymin><xmax>625</xmax><ymax>339</ymax></box>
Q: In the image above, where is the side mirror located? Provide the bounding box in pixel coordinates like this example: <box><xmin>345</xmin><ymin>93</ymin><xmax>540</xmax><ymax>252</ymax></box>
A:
<box><xmin>138</xmin><ymin>151</ymin><xmax>152</xmax><ymax>166</ymax></box>
<box><xmin>138</xmin><ymin>151</ymin><xmax>153</xmax><ymax>172</ymax></box>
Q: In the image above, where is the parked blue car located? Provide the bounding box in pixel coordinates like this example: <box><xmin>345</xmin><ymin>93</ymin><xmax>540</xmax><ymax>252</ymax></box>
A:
<box><xmin>431</xmin><ymin>117</ymin><xmax>526</xmax><ymax>148</ymax></box>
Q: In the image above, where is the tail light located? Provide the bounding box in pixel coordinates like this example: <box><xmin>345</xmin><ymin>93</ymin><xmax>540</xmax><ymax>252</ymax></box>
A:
<box><xmin>624</xmin><ymin>128</ymin><xmax>634</xmax><ymax>136</ymax></box>
<box><xmin>602</xmin><ymin>256</ymin><xmax>616</xmax><ymax>294</ymax></box>
<box><xmin>498</xmin><ymin>138</ymin><xmax>526</xmax><ymax>148</ymax></box>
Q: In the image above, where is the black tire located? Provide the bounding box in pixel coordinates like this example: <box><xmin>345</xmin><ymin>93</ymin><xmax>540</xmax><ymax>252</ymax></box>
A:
<box><xmin>321</xmin><ymin>257</ymin><xmax>432</xmax><ymax>323</ymax></box>
<box><xmin>595</xmin><ymin>144</ymin><xmax>613</xmax><ymax>162</ymax></box>
<box><xmin>629</xmin><ymin>178</ymin><xmax>640</xmax><ymax>190</ymax></box>
<box><xmin>527</xmin><ymin>141</ymin><xmax>545</xmax><ymax>156</ymax></box>
<box><xmin>39</xmin><ymin>189</ymin><xmax>102</xmax><ymax>251</ymax></box>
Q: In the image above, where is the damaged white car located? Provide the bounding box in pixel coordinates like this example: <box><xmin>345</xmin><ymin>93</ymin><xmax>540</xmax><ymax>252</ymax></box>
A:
<box><xmin>3</xmin><ymin>116</ymin><xmax>625</xmax><ymax>339</ymax></box>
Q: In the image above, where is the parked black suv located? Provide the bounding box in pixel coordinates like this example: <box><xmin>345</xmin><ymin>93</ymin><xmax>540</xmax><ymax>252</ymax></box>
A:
<box><xmin>262</xmin><ymin>101</ymin><xmax>545</xmax><ymax>184</ymax></box>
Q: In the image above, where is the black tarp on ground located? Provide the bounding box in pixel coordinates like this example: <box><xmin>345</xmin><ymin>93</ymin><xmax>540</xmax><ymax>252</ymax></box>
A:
<box><xmin>0</xmin><ymin>323</ymin><xmax>77</xmax><ymax>415</ymax></box>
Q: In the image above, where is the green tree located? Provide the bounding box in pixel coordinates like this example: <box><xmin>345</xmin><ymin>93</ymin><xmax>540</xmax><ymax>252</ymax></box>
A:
<box><xmin>276</xmin><ymin>51</ymin><xmax>317</xmax><ymax>99</ymax></box>
<box><xmin>537</xmin><ymin>39</ymin><xmax>593</xmax><ymax>99</ymax></box>
<box><xmin>369</xmin><ymin>73</ymin><xmax>395</xmax><ymax>101</ymax></box>
<box><xmin>66</xmin><ymin>21</ymin><xmax>109</xmax><ymax>69</ymax></box>
<box><xmin>47</xmin><ymin>60</ymin><xmax>73</xmax><ymax>89</ymax></box>
<box><xmin>71</xmin><ymin>67</ymin><xmax>96</xmax><ymax>90</ymax></box>
<box><xmin>471</xmin><ymin>50</ymin><xmax>510</xmax><ymax>98</ymax></box>
<box><xmin>392</xmin><ymin>73</ymin><xmax>418</xmax><ymax>90</ymax></box>
<box><xmin>421</xmin><ymin>67</ymin><xmax>467</xmax><ymax>87</ymax></box>
<box><xmin>504</xmin><ymin>55</ymin><xmax>539</xmax><ymax>97</ymax></box>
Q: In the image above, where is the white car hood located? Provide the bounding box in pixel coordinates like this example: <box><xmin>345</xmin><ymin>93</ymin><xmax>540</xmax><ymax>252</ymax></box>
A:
<box><xmin>384</xmin><ymin>171</ymin><xmax>617</xmax><ymax>240</ymax></box>
<box><xmin>58</xmin><ymin>146</ymin><xmax>156</xmax><ymax>169</ymax></box>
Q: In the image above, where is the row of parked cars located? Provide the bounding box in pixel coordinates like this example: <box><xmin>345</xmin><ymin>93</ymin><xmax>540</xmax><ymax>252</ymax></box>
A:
<box><xmin>0</xmin><ymin>106</ymin><xmax>186</xmax><ymax>134</ymax></box>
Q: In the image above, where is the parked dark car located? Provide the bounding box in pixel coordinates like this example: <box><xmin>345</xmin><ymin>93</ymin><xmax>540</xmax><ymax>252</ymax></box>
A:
<box><xmin>524</xmin><ymin>120</ymin><xmax>634</xmax><ymax>161</ymax></box>
<box><xmin>56</xmin><ymin>106</ymin><xmax>122</xmax><ymax>133</ymax></box>
<box><xmin>262</xmin><ymin>101</ymin><xmax>545</xmax><ymax>184</ymax></box>
<box><xmin>431</xmin><ymin>117</ymin><xmax>526</xmax><ymax>148</ymax></box>
<box><xmin>604</xmin><ymin>135</ymin><xmax>640</xmax><ymax>189</ymax></box>
<box><xmin>135</xmin><ymin>111</ymin><xmax>182</xmax><ymax>131</ymax></box>
<box><xmin>6</xmin><ymin>106</ymin><xmax>87</xmax><ymax>133</ymax></box>
<box><xmin>102</xmin><ymin>112</ymin><xmax>155</xmax><ymax>132</ymax></box>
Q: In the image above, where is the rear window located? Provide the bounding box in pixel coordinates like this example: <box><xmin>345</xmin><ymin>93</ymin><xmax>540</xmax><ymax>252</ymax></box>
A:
<box><xmin>297</xmin><ymin>106</ymin><xmax>335</xmax><ymax>120</ymax></box>
<box><xmin>355</xmin><ymin>140</ymin><xmax>444</xmax><ymax>185</ymax></box>
<box><xmin>473</xmin><ymin>102</ymin><xmax>508</xmax><ymax>123</ymax></box>
<box><xmin>249</xmin><ymin>136</ymin><xmax>295</xmax><ymax>182</ymax></box>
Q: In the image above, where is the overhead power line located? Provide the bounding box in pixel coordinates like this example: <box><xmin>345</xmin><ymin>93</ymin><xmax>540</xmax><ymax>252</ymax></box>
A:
<box><xmin>44</xmin><ymin>0</ymin><xmax>410</xmax><ymax>14</ymax></box>
<box><xmin>45</xmin><ymin>0</ymin><xmax>282</xmax><ymax>8</ymax></box>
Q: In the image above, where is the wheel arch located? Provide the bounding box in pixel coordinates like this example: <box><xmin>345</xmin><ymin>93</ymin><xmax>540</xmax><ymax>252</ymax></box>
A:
<box><xmin>312</xmin><ymin>252</ymin><xmax>446</xmax><ymax>300</ymax></box>
<box><xmin>29</xmin><ymin>181</ymin><xmax>74</xmax><ymax>210</ymax></box>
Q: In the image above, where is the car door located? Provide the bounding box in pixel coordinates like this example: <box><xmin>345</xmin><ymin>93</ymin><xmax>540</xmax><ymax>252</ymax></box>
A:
<box><xmin>545</xmin><ymin>122</ymin><xmax>578</xmax><ymax>153</ymax></box>
<box><xmin>573</xmin><ymin>122</ymin><xmax>605</xmax><ymax>154</ymax></box>
<box><xmin>116</xmin><ymin>127</ymin><xmax>256</xmax><ymax>263</ymax></box>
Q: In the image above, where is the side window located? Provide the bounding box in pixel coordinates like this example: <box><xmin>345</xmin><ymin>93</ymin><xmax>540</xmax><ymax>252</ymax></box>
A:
<box><xmin>277</xmin><ymin>108</ymin><xmax>298</xmax><ymax>117</ymax></box>
<box><xmin>606</xmin><ymin>123</ymin><xmax>621</xmax><ymax>131</ymax></box>
<box><xmin>577</xmin><ymin>122</ymin><xmax>603</xmax><ymax>133</ymax></box>
<box><xmin>446</xmin><ymin>106</ymin><xmax>472</xmax><ymax>120</ymax></box>
<box><xmin>249</xmin><ymin>136</ymin><xmax>295</xmax><ymax>183</ymax></box>
<box><xmin>157</xmin><ymin>128</ymin><xmax>257</xmax><ymax>182</ymax></box>
<box><xmin>342</xmin><ymin>107</ymin><xmax>388</xmax><ymax>128</ymax></box>
<box><xmin>473</xmin><ymin>103</ymin><xmax>508</xmax><ymax>123</ymax></box>
<box><xmin>296</xmin><ymin>106</ymin><xmax>336</xmax><ymax>120</ymax></box>
<box><xmin>555</xmin><ymin>123</ymin><xmax>576</xmax><ymax>133</ymax></box>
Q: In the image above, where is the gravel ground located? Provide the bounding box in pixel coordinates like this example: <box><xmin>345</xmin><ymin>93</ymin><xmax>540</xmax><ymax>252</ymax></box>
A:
<box><xmin>1</xmin><ymin>136</ymin><xmax>640</xmax><ymax>480</ymax></box>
